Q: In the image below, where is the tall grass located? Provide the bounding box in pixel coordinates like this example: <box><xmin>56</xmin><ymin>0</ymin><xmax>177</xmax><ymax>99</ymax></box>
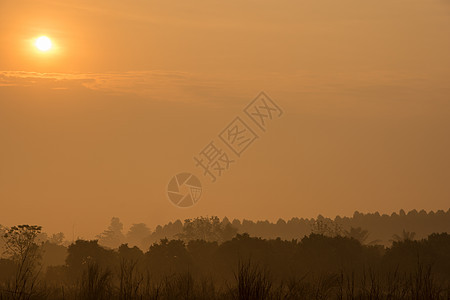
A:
<box><xmin>1</xmin><ymin>260</ymin><xmax>449</xmax><ymax>299</ymax></box>
<box><xmin>231</xmin><ymin>260</ymin><xmax>272</xmax><ymax>300</ymax></box>
<box><xmin>119</xmin><ymin>258</ymin><xmax>142</xmax><ymax>300</ymax></box>
<box><xmin>77</xmin><ymin>263</ymin><xmax>112</xmax><ymax>300</ymax></box>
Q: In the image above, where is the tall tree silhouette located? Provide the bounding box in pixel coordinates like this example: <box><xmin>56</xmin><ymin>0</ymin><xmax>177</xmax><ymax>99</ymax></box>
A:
<box><xmin>177</xmin><ymin>216</ymin><xmax>237</xmax><ymax>243</ymax></box>
<box><xmin>392</xmin><ymin>229</ymin><xmax>416</xmax><ymax>242</ymax></box>
<box><xmin>97</xmin><ymin>217</ymin><xmax>125</xmax><ymax>249</ymax></box>
<box><xmin>2</xmin><ymin>225</ymin><xmax>43</xmax><ymax>299</ymax></box>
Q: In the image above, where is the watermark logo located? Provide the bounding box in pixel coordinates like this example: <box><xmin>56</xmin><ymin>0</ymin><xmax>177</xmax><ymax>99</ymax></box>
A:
<box><xmin>167</xmin><ymin>173</ymin><xmax>202</xmax><ymax>208</ymax></box>
<box><xmin>167</xmin><ymin>91</ymin><xmax>283</xmax><ymax>207</ymax></box>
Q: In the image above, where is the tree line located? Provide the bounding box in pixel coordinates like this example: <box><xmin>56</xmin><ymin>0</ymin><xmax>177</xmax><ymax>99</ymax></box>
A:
<box><xmin>0</xmin><ymin>211</ymin><xmax>449</xmax><ymax>299</ymax></box>
<box><xmin>92</xmin><ymin>209</ymin><xmax>450</xmax><ymax>250</ymax></box>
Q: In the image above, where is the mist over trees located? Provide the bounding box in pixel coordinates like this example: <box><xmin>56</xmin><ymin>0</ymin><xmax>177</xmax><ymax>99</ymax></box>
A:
<box><xmin>96</xmin><ymin>217</ymin><xmax>126</xmax><ymax>249</ymax></box>
<box><xmin>0</xmin><ymin>209</ymin><xmax>449</xmax><ymax>299</ymax></box>
<box><xmin>96</xmin><ymin>209</ymin><xmax>450</xmax><ymax>250</ymax></box>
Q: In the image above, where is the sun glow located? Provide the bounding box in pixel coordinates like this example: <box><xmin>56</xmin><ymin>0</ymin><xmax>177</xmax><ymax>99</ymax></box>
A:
<box><xmin>35</xmin><ymin>36</ymin><xmax>52</xmax><ymax>52</ymax></box>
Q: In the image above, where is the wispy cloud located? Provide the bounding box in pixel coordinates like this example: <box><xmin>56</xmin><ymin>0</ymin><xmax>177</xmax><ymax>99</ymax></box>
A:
<box><xmin>1</xmin><ymin>69</ymin><xmax>447</xmax><ymax>107</ymax></box>
<box><xmin>0</xmin><ymin>70</ymin><xmax>229</xmax><ymax>102</ymax></box>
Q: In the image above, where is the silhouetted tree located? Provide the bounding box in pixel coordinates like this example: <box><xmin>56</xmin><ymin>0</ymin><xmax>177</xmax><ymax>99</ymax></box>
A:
<box><xmin>66</xmin><ymin>240</ymin><xmax>117</xmax><ymax>279</ymax></box>
<box><xmin>41</xmin><ymin>241</ymin><xmax>67</xmax><ymax>270</ymax></box>
<box><xmin>145</xmin><ymin>239</ymin><xmax>190</xmax><ymax>277</ymax></box>
<box><xmin>2</xmin><ymin>225</ymin><xmax>43</xmax><ymax>299</ymax></box>
<box><xmin>392</xmin><ymin>229</ymin><xmax>416</xmax><ymax>242</ymax></box>
<box><xmin>1</xmin><ymin>221</ymin><xmax>450</xmax><ymax>299</ymax></box>
<box><xmin>126</xmin><ymin>223</ymin><xmax>151</xmax><ymax>250</ymax></box>
<box><xmin>177</xmin><ymin>216</ymin><xmax>237</xmax><ymax>243</ymax></box>
<box><xmin>345</xmin><ymin>227</ymin><xmax>369</xmax><ymax>243</ymax></box>
<box><xmin>97</xmin><ymin>217</ymin><xmax>125</xmax><ymax>249</ymax></box>
<box><xmin>311</xmin><ymin>218</ymin><xmax>342</xmax><ymax>237</ymax></box>
<box><xmin>48</xmin><ymin>233</ymin><xmax>65</xmax><ymax>245</ymax></box>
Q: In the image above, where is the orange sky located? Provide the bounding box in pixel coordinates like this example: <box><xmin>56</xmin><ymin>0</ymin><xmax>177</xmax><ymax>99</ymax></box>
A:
<box><xmin>0</xmin><ymin>0</ymin><xmax>449</xmax><ymax>238</ymax></box>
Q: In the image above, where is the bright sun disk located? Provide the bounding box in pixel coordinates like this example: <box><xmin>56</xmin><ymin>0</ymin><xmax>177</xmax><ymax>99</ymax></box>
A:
<box><xmin>35</xmin><ymin>36</ymin><xmax>52</xmax><ymax>52</ymax></box>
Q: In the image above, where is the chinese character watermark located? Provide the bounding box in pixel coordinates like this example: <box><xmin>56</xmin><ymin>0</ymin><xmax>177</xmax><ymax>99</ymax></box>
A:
<box><xmin>193</xmin><ymin>141</ymin><xmax>235</xmax><ymax>183</ymax></box>
<box><xmin>244</xmin><ymin>91</ymin><xmax>283</xmax><ymax>131</ymax></box>
<box><xmin>219</xmin><ymin>117</ymin><xmax>258</xmax><ymax>157</ymax></box>
<box><xmin>167</xmin><ymin>91</ymin><xmax>283</xmax><ymax>208</ymax></box>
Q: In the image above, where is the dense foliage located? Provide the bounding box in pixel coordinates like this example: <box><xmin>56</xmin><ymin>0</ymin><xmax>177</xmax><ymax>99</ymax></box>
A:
<box><xmin>0</xmin><ymin>212</ymin><xmax>449</xmax><ymax>299</ymax></box>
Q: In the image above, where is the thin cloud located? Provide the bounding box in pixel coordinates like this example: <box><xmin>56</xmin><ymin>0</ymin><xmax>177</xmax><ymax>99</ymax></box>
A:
<box><xmin>0</xmin><ymin>71</ymin><xmax>228</xmax><ymax>103</ymax></box>
<box><xmin>1</xmin><ymin>69</ymin><xmax>446</xmax><ymax>107</ymax></box>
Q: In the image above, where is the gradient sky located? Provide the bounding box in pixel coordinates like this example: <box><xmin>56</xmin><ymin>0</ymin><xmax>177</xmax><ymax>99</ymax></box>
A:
<box><xmin>1</xmin><ymin>0</ymin><xmax>449</xmax><ymax>238</ymax></box>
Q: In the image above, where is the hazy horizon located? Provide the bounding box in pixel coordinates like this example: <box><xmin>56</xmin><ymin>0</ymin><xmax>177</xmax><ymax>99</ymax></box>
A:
<box><xmin>1</xmin><ymin>0</ymin><xmax>449</xmax><ymax>239</ymax></box>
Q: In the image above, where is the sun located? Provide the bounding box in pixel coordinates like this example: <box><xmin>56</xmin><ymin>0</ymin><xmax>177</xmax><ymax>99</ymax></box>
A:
<box><xmin>35</xmin><ymin>36</ymin><xmax>52</xmax><ymax>52</ymax></box>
